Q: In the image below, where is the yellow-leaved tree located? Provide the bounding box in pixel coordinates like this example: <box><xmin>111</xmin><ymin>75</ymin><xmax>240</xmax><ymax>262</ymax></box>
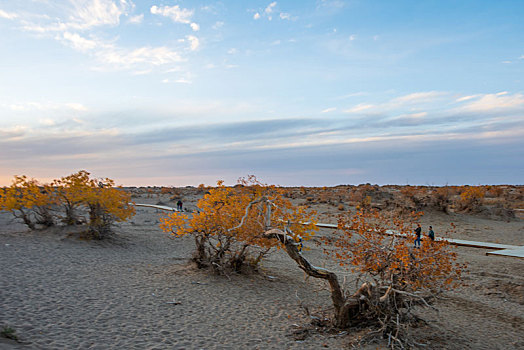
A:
<box><xmin>0</xmin><ymin>175</ymin><xmax>56</xmax><ymax>229</ymax></box>
<box><xmin>264</xmin><ymin>208</ymin><xmax>465</xmax><ymax>348</ymax></box>
<box><xmin>80</xmin><ymin>175</ymin><xmax>135</xmax><ymax>239</ymax></box>
<box><xmin>159</xmin><ymin>175</ymin><xmax>318</xmax><ymax>273</ymax></box>
<box><xmin>52</xmin><ymin>170</ymin><xmax>92</xmax><ymax>225</ymax></box>
<box><xmin>457</xmin><ymin>186</ymin><xmax>486</xmax><ymax>212</ymax></box>
<box><xmin>1</xmin><ymin>171</ymin><xmax>135</xmax><ymax>239</ymax></box>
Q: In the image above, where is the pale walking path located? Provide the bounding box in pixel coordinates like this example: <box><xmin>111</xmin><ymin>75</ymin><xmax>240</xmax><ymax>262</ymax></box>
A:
<box><xmin>132</xmin><ymin>203</ymin><xmax>524</xmax><ymax>258</ymax></box>
<box><xmin>133</xmin><ymin>203</ymin><xmax>180</xmax><ymax>212</ymax></box>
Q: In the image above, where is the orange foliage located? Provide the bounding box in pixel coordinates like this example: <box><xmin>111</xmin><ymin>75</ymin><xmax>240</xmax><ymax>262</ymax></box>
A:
<box><xmin>460</xmin><ymin>186</ymin><xmax>485</xmax><ymax>202</ymax></box>
<box><xmin>0</xmin><ymin>175</ymin><xmax>56</xmax><ymax>229</ymax></box>
<box><xmin>332</xmin><ymin>209</ymin><xmax>464</xmax><ymax>293</ymax></box>
<box><xmin>82</xmin><ymin>176</ymin><xmax>135</xmax><ymax>239</ymax></box>
<box><xmin>1</xmin><ymin>171</ymin><xmax>134</xmax><ymax>238</ymax></box>
<box><xmin>160</xmin><ymin>175</ymin><xmax>318</xmax><ymax>272</ymax></box>
<box><xmin>52</xmin><ymin>170</ymin><xmax>92</xmax><ymax>225</ymax></box>
<box><xmin>457</xmin><ymin>186</ymin><xmax>485</xmax><ymax>212</ymax></box>
<box><xmin>160</xmin><ymin>187</ymin><xmax>174</xmax><ymax>195</ymax></box>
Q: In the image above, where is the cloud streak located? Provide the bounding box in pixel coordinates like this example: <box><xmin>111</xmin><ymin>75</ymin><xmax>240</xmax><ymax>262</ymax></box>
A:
<box><xmin>2</xmin><ymin>90</ymin><xmax>523</xmax><ymax>167</ymax></box>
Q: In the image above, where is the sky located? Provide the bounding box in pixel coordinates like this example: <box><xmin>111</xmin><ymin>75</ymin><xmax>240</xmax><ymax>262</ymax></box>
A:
<box><xmin>0</xmin><ymin>0</ymin><xmax>523</xmax><ymax>187</ymax></box>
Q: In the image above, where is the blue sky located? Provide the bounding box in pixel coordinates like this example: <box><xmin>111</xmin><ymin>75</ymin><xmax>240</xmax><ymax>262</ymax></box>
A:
<box><xmin>0</xmin><ymin>0</ymin><xmax>523</xmax><ymax>186</ymax></box>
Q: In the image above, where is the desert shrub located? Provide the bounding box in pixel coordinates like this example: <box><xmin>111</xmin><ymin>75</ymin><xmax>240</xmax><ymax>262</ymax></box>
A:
<box><xmin>429</xmin><ymin>186</ymin><xmax>451</xmax><ymax>213</ymax></box>
<box><xmin>264</xmin><ymin>207</ymin><xmax>464</xmax><ymax>348</ymax></box>
<box><xmin>486</xmin><ymin>185</ymin><xmax>503</xmax><ymax>198</ymax></box>
<box><xmin>357</xmin><ymin>195</ymin><xmax>372</xmax><ymax>210</ymax></box>
<box><xmin>52</xmin><ymin>170</ymin><xmax>91</xmax><ymax>225</ymax></box>
<box><xmin>399</xmin><ymin>186</ymin><xmax>424</xmax><ymax>209</ymax></box>
<box><xmin>282</xmin><ymin>188</ymin><xmax>294</xmax><ymax>199</ymax></box>
<box><xmin>159</xmin><ymin>175</ymin><xmax>318</xmax><ymax>274</ymax></box>
<box><xmin>0</xmin><ymin>176</ymin><xmax>57</xmax><ymax>229</ymax></box>
<box><xmin>299</xmin><ymin>186</ymin><xmax>307</xmax><ymax>195</ymax></box>
<box><xmin>1</xmin><ymin>325</ymin><xmax>18</xmax><ymax>341</ymax></box>
<box><xmin>350</xmin><ymin>184</ymin><xmax>378</xmax><ymax>209</ymax></box>
<box><xmin>196</xmin><ymin>183</ymin><xmax>208</xmax><ymax>194</ymax></box>
<box><xmin>389</xmin><ymin>186</ymin><xmax>435</xmax><ymax>214</ymax></box>
<box><xmin>328</xmin><ymin>209</ymin><xmax>464</xmax><ymax>345</ymax></box>
<box><xmin>457</xmin><ymin>186</ymin><xmax>485</xmax><ymax>212</ymax></box>
<box><xmin>318</xmin><ymin>191</ymin><xmax>330</xmax><ymax>203</ymax></box>
<box><xmin>81</xmin><ymin>177</ymin><xmax>135</xmax><ymax>239</ymax></box>
<box><xmin>53</xmin><ymin>170</ymin><xmax>135</xmax><ymax>238</ymax></box>
<box><xmin>1</xmin><ymin>171</ymin><xmax>134</xmax><ymax>239</ymax></box>
<box><xmin>160</xmin><ymin>187</ymin><xmax>174</xmax><ymax>195</ymax></box>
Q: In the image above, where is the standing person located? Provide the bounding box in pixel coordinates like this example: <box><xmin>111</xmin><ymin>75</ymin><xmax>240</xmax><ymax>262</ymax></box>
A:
<box><xmin>176</xmin><ymin>200</ymin><xmax>183</xmax><ymax>211</ymax></box>
<box><xmin>428</xmin><ymin>226</ymin><xmax>435</xmax><ymax>241</ymax></box>
<box><xmin>414</xmin><ymin>223</ymin><xmax>422</xmax><ymax>248</ymax></box>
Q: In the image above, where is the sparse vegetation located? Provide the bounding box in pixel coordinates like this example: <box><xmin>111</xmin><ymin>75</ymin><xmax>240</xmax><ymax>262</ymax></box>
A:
<box><xmin>160</xmin><ymin>177</ymin><xmax>467</xmax><ymax>347</ymax></box>
<box><xmin>159</xmin><ymin>176</ymin><xmax>318</xmax><ymax>274</ymax></box>
<box><xmin>1</xmin><ymin>326</ymin><xmax>18</xmax><ymax>341</ymax></box>
<box><xmin>0</xmin><ymin>171</ymin><xmax>135</xmax><ymax>239</ymax></box>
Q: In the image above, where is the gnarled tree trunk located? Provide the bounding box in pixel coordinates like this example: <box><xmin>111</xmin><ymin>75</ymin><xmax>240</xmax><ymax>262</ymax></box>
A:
<box><xmin>263</xmin><ymin>228</ymin><xmax>365</xmax><ymax>328</ymax></box>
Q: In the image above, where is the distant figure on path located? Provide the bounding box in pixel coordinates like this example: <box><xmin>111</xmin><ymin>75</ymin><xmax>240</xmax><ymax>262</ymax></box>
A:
<box><xmin>176</xmin><ymin>200</ymin><xmax>183</xmax><ymax>211</ymax></box>
<box><xmin>428</xmin><ymin>226</ymin><xmax>435</xmax><ymax>241</ymax></box>
<box><xmin>414</xmin><ymin>223</ymin><xmax>422</xmax><ymax>248</ymax></box>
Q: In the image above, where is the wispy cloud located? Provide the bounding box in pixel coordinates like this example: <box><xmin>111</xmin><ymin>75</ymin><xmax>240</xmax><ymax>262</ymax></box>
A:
<box><xmin>150</xmin><ymin>4</ymin><xmax>193</xmax><ymax>24</ymax></box>
<box><xmin>345</xmin><ymin>91</ymin><xmax>450</xmax><ymax>115</ymax></box>
<box><xmin>212</xmin><ymin>21</ymin><xmax>224</xmax><ymax>29</ymax></box>
<box><xmin>186</xmin><ymin>35</ymin><xmax>200</xmax><ymax>51</ymax></box>
<box><xmin>0</xmin><ymin>9</ymin><xmax>18</xmax><ymax>20</ymax></box>
<box><xmin>0</xmin><ymin>126</ymin><xmax>27</xmax><ymax>140</ymax></box>
<box><xmin>456</xmin><ymin>92</ymin><xmax>524</xmax><ymax>113</ymax></box>
<box><xmin>317</xmin><ymin>0</ymin><xmax>347</xmax><ymax>10</ymax></box>
<box><xmin>60</xmin><ymin>31</ymin><xmax>99</xmax><ymax>52</ymax></box>
<box><xmin>150</xmin><ymin>3</ymin><xmax>200</xmax><ymax>32</ymax></box>
<box><xmin>332</xmin><ymin>92</ymin><xmax>367</xmax><ymax>100</ymax></box>
<box><xmin>1</xmin><ymin>1</ymin><xmax>195</xmax><ymax>72</ymax></box>
<box><xmin>252</xmin><ymin>2</ymin><xmax>293</xmax><ymax>21</ymax></box>
<box><xmin>321</xmin><ymin>107</ymin><xmax>336</xmax><ymax>113</ymax></box>
<box><xmin>128</xmin><ymin>14</ymin><xmax>143</xmax><ymax>24</ymax></box>
<box><xmin>456</xmin><ymin>95</ymin><xmax>480</xmax><ymax>102</ymax></box>
<box><xmin>391</xmin><ymin>91</ymin><xmax>447</xmax><ymax>105</ymax></box>
<box><xmin>265</xmin><ymin>2</ymin><xmax>277</xmax><ymax>15</ymax></box>
<box><xmin>1</xmin><ymin>101</ymin><xmax>88</xmax><ymax>113</ymax></box>
<box><xmin>345</xmin><ymin>103</ymin><xmax>374</xmax><ymax>113</ymax></box>
<box><xmin>70</xmin><ymin>0</ymin><xmax>128</xmax><ymax>29</ymax></box>
<box><xmin>18</xmin><ymin>0</ymin><xmax>131</xmax><ymax>33</ymax></box>
<box><xmin>95</xmin><ymin>46</ymin><xmax>183</xmax><ymax>68</ymax></box>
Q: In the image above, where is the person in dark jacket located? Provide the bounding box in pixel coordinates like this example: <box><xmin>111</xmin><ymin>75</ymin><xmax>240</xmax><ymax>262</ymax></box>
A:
<box><xmin>176</xmin><ymin>200</ymin><xmax>183</xmax><ymax>211</ymax></box>
<box><xmin>414</xmin><ymin>223</ymin><xmax>422</xmax><ymax>248</ymax></box>
<box><xmin>428</xmin><ymin>226</ymin><xmax>435</xmax><ymax>241</ymax></box>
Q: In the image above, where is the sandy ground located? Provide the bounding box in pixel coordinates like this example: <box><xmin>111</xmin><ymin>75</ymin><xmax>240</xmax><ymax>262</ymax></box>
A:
<box><xmin>1</xmin><ymin>190</ymin><xmax>523</xmax><ymax>349</ymax></box>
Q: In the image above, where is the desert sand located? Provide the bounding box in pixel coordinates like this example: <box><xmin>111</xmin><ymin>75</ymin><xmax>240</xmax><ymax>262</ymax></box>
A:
<box><xmin>1</xmin><ymin>187</ymin><xmax>523</xmax><ymax>349</ymax></box>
